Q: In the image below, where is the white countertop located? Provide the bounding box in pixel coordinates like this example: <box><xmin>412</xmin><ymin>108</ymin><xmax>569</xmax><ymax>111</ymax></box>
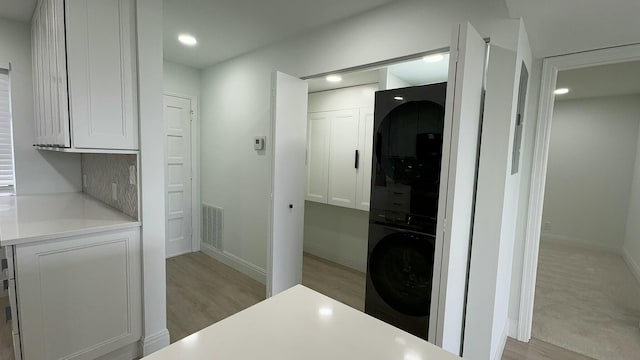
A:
<box><xmin>0</xmin><ymin>193</ymin><xmax>140</xmax><ymax>246</ymax></box>
<box><xmin>143</xmin><ymin>285</ymin><xmax>462</xmax><ymax>360</ymax></box>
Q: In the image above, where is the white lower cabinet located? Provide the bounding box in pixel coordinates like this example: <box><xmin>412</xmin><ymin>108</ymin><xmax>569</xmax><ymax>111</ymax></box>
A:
<box><xmin>306</xmin><ymin>107</ymin><xmax>374</xmax><ymax>211</ymax></box>
<box><xmin>14</xmin><ymin>228</ymin><xmax>142</xmax><ymax>360</ymax></box>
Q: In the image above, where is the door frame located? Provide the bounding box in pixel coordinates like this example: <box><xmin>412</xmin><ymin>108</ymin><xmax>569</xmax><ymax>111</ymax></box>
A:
<box><xmin>518</xmin><ymin>43</ymin><xmax>640</xmax><ymax>341</ymax></box>
<box><xmin>163</xmin><ymin>92</ymin><xmax>201</xmax><ymax>254</ymax></box>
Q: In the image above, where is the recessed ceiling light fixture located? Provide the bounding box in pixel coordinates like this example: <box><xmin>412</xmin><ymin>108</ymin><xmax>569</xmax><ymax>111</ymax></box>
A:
<box><xmin>394</xmin><ymin>96</ymin><xmax>404</xmax><ymax>101</ymax></box>
<box><xmin>326</xmin><ymin>75</ymin><xmax>342</xmax><ymax>83</ymax></box>
<box><xmin>554</xmin><ymin>88</ymin><xmax>570</xmax><ymax>95</ymax></box>
<box><xmin>178</xmin><ymin>34</ymin><xmax>197</xmax><ymax>46</ymax></box>
<box><xmin>423</xmin><ymin>53</ymin><xmax>445</xmax><ymax>63</ymax></box>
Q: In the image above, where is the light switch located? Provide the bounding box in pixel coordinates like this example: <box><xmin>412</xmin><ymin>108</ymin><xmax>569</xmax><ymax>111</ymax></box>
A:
<box><xmin>254</xmin><ymin>136</ymin><xmax>265</xmax><ymax>150</ymax></box>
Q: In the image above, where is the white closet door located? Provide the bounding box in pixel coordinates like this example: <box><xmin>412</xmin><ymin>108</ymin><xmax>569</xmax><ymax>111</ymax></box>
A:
<box><xmin>327</xmin><ymin>109</ymin><xmax>359</xmax><ymax>208</ymax></box>
<box><xmin>268</xmin><ymin>72</ymin><xmax>308</xmax><ymax>297</ymax></box>
<box><xmin>355</xmin><ymin>107</ymin><xmax>374</xmax><ymax>211</ymax></box>
<box><xmin>431</xmin><ymin>22</ymin><xmax>488</xmax><ymax>352</ymax></box>
<box><xmin>306</xmin><ymin>112</ymin><xmax>330</xmax><ymax>203</ymax></box>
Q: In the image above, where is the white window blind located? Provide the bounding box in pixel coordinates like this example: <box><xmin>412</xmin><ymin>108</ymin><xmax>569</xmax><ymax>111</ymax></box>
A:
<box><xmin>0</xmin><ymin>69</ymin><xmax>16</xmax><ymax>189</ymax></box>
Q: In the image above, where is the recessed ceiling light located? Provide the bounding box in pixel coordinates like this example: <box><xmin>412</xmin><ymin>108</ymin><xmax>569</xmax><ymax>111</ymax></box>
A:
<box><xmin>394</xmin><ymin>96</ymin><xmax>404</xmax><ymax>101</ymax></box>
<box><xmin>326</xmin><ymin>75</ymin><xmax>342</xmax><ymax>83</ymax></box>
<box><xmin>178</xmin><ymin>34</ymin><xmax>197</xmax><ymax>46</ymax></box>
<box><xmin>423</xmin><ymin>54</ymin><xmax>445</xmax><ymax>63</ymax></box>
<box><xmin>554</xmin><ymin>88</ymin><xmax>570</xmax><ymax>95</ymax></box>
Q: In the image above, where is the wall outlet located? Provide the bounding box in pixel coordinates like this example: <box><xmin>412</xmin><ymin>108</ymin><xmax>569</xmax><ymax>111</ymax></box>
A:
<box><xmin>129</xmin><ymin>165</ymin><xmax>136</xmax><ymax>185</ymax></box>
<box><xmin>83</xmin><ymin>174</ymin><xmax>87</xmax><ymax>188</ymax></box>
<box><xmin>112</xmin><ymin>183</ymin><xmax>118</xmax><ymax>201</ymax></box>
<box><xmin>543</xmin><ymin>221</ymin><xmax>552</xmax><ymax>232</ymax></box>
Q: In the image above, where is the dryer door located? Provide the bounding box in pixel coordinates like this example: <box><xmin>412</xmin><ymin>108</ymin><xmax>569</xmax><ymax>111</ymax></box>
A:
<box><xmin>369</xmin><ymin>230</ymin><xmax>436</xmax><ymax>316</ymax></box>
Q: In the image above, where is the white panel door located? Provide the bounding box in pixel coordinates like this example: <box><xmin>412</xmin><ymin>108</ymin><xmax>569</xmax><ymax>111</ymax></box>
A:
<box><xmin>306</xmin><ymin>111</ymin><xmax>330</xmax><ymax>203</ymax></box>
<box><xmin>67</xmin><ymin>0</ymin><xmax>138</xmax><ymax>150</ymax></box>
<box><xmin>430</xmin><ymin>23</ymin><xmax>487</xmax><ymax>353</ymax></box>
<box><xmin>164</xmin><ymin>95</ymin><xmax>193</xmax><ymax>258</ymax></box>
<box><xmin>327</xmin><ymin>109</ymin><xmax>359</xmax><ymax>208</ymax></box>
<box><xmin>356</xmin><ymin>107</ymin><xmax>374</xmax><ymax>211</ymax></box>
<box><xmin>268</xmin><ymin>72</ymin><xmax>308</xmax><ymax>297</ymax></box>
<box><xmin>16</xmin><ymin>229</ymin><xmax>142</xmax><ymax>360</ymax></box>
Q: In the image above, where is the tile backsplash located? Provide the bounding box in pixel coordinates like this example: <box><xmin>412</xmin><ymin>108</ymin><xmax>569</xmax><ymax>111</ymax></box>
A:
<box><xmin>81</xmin><ymin>154</ymin><xmax>138</xmax><ymax>219</ymax></box>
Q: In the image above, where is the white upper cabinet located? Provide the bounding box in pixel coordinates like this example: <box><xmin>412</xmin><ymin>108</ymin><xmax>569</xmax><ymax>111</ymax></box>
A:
<box><xmin>31</xmin><ymin>0</ymin><xmax>138</xmax><ymax>151</ymax></box>
<box><xmin>306</xmin><ymin>112</ymin><xmax>331</xmax><ymax>203</ymax></box>
<box><xmin>327</xmin><ymin>109</ymin><xmax>359</xmax><ymax>208</ymax></box>
<box><xmin>306</xmin><ymin>107</ymin><xmax>373</xmax><ymax>211</ymax></box>
<box><xmin>355</xmin><ymin>108</ymin><xmax>374</xmax><ymax>211</ymax></box>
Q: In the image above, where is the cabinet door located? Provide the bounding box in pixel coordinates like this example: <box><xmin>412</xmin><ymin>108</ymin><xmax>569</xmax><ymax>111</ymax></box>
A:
<box><xmin>355</xmin><ymin>107</ymin><xmax>374</xmax><ymax>211</ymax></box>
<box><xmin>328</xmin><ymin>109</ymin><xmax>359</xmax><ymax>208</ymax></box>
<box><xmin>306</xmin><ymin>112</ymin><xmax>330</xmax><ymax>203</ymax></box>
<box><xmin>40</xmin><ymin>0</ymin><xmax>54</xmax><ymax>146</ymax></box>
<box><xmin>31</xmin><ymin>8</ymin><xmax>43</xmax><ymax>145</ymax></box>
<box><xmin>51</xmin><ymin>0</ymin><xmax>70</xmax><ymax>147</ymax></box>
<box><xmin>15</xmin><ymin>229</ymin><xmax>142</xmax><ymax>360</ymax></box>
<box><xmin>66</xmin><ymin>0</ymin><xmax>138</xmax><ymax>150</ymax></box>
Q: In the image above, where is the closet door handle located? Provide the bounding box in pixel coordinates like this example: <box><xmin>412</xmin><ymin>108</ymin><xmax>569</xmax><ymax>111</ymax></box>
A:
<box><xmin>354</xmin><ymin>150</ymin><xmax>360</xmax><ymax>169</ymax></box>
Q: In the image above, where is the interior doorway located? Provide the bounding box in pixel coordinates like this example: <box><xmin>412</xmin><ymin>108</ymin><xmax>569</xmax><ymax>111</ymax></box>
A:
<box><xmin>519</xmin><ymin>44</ymin><xmax>640</xmax><ymax>357</ymax></box>
<box><xmin>531</xmin><ymin>60</ymin><xmax>640</xmax><ymax>358</ymax></box>
<box><xmin>299</xmin><ymin>54</ymin><xmax>451</xmax><ymax>314</ymax></box>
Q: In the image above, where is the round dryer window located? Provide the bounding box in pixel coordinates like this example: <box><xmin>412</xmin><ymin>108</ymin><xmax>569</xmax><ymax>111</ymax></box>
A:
<box><xmin>369</xmin><ymin>231</ymin><xmax>435</xmax><ymax>317</ymax></box>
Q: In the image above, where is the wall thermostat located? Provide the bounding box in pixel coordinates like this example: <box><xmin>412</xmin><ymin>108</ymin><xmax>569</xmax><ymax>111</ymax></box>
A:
<box><xmin>254</xmin><ymin>136</ymin><xmax>265</xmax><ymax>150</ymax></box>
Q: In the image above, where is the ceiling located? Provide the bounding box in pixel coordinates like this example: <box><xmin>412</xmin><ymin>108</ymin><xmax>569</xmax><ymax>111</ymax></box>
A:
<box><xmin>0</xmin><ymin>0</ymin><xmax>37</xmax><ymax>21</ymax></box>
<box><xmin>556</xmin><ymin>61</ymin><xmax>640</xmax><ymax>101</ymax></box>
<box><xmin>308</xmin><ymin>70</ymin><xmax>380</xmax><ymax>93</ymax></box>
<box><xmin>307</xmin><ymin>53</ymin><xmax>449</xmax><ymax>93</ymax></box>
<box><xmin>387</xmin><ymin>54</ymin><xmax>449</xmax><ymax>86</ymax></box>
<box><xmin>163</xmin><ymin>0</ymin><xmax>394</xmax><ymax>69</ymax></box>
<box><xmin>506</xmin><ymin>0</ymin><xmax>640</xmax><ymax>57</ymax></box>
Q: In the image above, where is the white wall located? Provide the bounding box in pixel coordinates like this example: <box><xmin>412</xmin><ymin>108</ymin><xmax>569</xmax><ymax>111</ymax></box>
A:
<box><xmin>542</xmin><ymin>95</ymin><xmax>640</xmax><ymax>252</ymax></box>
<box><xmin>0</xmin><ymin>17</ymin><xmax>81</xmax><ymax>195</ymax></box>
<box><xmin>137</xmin><ymin>0</ymin><xmax>170</xmax><ymax>353</ymax></box>
<box><xmin>508</xmin><ymin>57</ymin><xmax>542</xmax><ymax>333</ymax></box>
<box><xmin>304</xmin><ymin>84</ymin><xmax>377</xmax><ymax>272</ymax></box>
<box><xmin>200</xmin><ymin>0</ymin><xmax>515</xmax><ymax>278</ymax></box>
<box><xmin>163</xmin><ymin>60</ymin><xmax>201</xmax><ymax>98</ymax></box>
<box><xmin>624</xmin><ymin>117</ymin><xmax>640</xmax><ymax>283</ymax></box>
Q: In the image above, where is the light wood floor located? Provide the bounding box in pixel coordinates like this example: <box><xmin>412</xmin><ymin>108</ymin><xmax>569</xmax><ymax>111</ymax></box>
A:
<box><xmin>0</xmin><ymin>251</ymin><xmax>601</xmax><ymax>359</ymax></box>
<box><xmin>166</xmin><ymin>251</ymin><xmax>266</xmax><ymax>343</ymax></box>
<box><xmin>502</xmin><ymin>338</ymin><xmax>595</xmax><ymax>360</ymax></box>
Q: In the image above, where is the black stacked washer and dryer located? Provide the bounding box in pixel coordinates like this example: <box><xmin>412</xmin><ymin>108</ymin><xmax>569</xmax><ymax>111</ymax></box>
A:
<box><xmin>364</xmin><ymin>82</ymin><xmax>447</xmax><ymax>340</ymax></box>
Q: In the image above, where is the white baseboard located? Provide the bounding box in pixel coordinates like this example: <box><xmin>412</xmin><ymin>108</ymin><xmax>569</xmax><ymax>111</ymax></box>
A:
<box><xmin>623</xmin><ymin>248</ymin><xmax>640</xmax><ymax>286</ymax></box>
<box><xmin>492</xmin><ymin>320</ymin><xmax>509</xmax><ymax>360</ymax></box>
<box><xmin>141</xmin><ymin>329</ymin><xmax>170</xmax><ymax>356</ymax></box>
<box><xmin>200</xmin><ymin>243</ymin><xmax>267</xmax><ymax>284</ymax></box>
<box><xmin>303</xmin><ymin>243</ymin><xmax>366</xmax><ymax>273</ymax></box>
<box><xmin>541</xmin><ymin>233</ymin><xmax>621</xmax><ymax>254</ymax></box>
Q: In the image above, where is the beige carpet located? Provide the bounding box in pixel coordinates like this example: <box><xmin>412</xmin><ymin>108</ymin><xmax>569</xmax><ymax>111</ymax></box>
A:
<box><xmin>533</xmin><ymin>241</ymin><xmax>640</xmax><ymax>359</ymax></box>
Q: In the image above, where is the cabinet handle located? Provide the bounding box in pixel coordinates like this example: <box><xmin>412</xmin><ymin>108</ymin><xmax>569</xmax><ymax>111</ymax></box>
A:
<box><xmin>354</xmin><ymin>150</ymin><xmax>360</xmax><ymax>169</ymax></box>
<box><xmin>5</xmin><ymin>306</ymin><xmax>10</xmax><ymax>322</ymax></box>
<box><xmin>2</xmin><ymin>280</ymin><xmax>7</xmax><ymax>291</ymax></box>
<box><xmin>1</xmin><ymin>259</ymin><xmax>6</xmax><ymax>271</ymax></box>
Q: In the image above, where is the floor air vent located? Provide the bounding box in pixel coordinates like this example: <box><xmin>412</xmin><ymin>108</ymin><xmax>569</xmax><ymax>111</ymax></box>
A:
<box><xmin>202</xmin><ymin>204</ymin><xmax>223</xmax><ymax>250</ymax></box>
